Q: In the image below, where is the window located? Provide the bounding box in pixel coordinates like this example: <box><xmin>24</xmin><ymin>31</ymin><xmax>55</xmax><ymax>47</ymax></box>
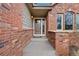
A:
<box><xmin>76</xmin><ymin>14</ymin><xmax>79</xmax><ymax>30</ymax></box>
<box><xmin>65</xmin><ymin>11</ymin><xmax>73</xmax><ymax>30</ymax></box>
<box><xmin>33</xmin><ymin>3</ymin><xmax>53</xmax><ymax>7</ymax></box>
<box><xmin>32</xmin><ymin>3</ymin><xmax>54</xmax><ymax>9</ymax></box>
<box><xmin>57</xmin><ymin>14</ymin><xmax>63</xmax><ymax>30</ymax></box>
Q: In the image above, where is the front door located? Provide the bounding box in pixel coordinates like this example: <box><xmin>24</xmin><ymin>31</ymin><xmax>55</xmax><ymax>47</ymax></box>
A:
<box><xmin>33</xmin><ymin>18</ymin><xmax>46</xmax><ymax>37</ymax></box>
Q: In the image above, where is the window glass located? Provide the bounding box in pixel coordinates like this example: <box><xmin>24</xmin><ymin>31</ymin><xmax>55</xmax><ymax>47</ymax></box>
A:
<box><xmin>57</xmin><ymin>14</ymin><xmax>63</xmax><ymax>30</ymax></box>
<box><xmin>65</xmin><ymin>11</ymin><xmax>73</xmax><ymax>30</ymax></box>
<box><xmin>76</xmin><ymin>14</ymin><xmax>79</xmax><ymax>30</ymax></box>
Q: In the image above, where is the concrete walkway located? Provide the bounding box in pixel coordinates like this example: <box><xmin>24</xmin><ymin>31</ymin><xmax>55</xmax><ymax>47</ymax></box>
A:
<box><xmin>23</xmin><ymin>37</ymin><xmax>56</xmax><ymax>56</ymax></box>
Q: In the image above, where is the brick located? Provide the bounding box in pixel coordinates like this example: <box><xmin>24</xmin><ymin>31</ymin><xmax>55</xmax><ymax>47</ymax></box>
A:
<box><xmin>47</xmin><ymin>4</ymin><xmax>79</xmax><ymax>56</ymax></box>
<box><xmin>0</xmin><ymin>3</ymin><xmax>33</xmax><ymax>56</ymax></box>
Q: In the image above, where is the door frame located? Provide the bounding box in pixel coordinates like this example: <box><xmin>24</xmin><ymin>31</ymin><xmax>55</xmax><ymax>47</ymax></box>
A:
<box><xmin>33</xmin><ymin>17</ymin><xmax>46</xmax><ymax>36</ymax></box>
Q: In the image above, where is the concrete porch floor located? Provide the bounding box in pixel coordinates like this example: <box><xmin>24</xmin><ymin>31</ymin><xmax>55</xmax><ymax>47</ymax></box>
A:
<box><xmin>23</xmin><ymin>37</ymin><xmax>56</xmax><ymax>56</ymax></box>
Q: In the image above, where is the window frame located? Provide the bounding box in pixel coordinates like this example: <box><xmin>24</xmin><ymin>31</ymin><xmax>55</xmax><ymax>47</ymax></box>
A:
<box><xmin>64</xmin><ymin>11</ymin><xmax>74</xmax><ymax>31</ymax></box>
<box><xmin>56</xmin><ymin>13</ymin><xmax>63</xmax><ymax>31</ymax></box>
<box><xmin>76</xmin><ymin>13</ymin><xmax>79</xmax><ymax>32</ymax></box>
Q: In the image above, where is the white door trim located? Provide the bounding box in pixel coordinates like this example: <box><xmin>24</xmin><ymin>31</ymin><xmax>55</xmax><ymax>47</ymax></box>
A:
<box><xmin>33</xmin><ymin>17</ymin><xmax>46</xmax><ymax>36</ymax></box>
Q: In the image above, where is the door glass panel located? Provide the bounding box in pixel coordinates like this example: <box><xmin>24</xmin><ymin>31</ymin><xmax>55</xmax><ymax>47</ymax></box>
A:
<box><xmin>42</xmin><ymin>19</ymin><xmax>45</xmax><ymax>34</ymax></box>
<box><xmin>35</xmin><ymin>19</ymin><xmax>41</xmax><ymax>34</ymax></box>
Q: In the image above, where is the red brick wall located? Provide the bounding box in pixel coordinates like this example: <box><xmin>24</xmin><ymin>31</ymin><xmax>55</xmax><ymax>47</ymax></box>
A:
<box><xmin>55</xmin><ymin>32</ymin><xmax>79</xmax><ymax>56</ymax></box>
<box><xmin>47</xmin><ymin>3</ymin><xmax>79</xmax><ymax>56</ymax></box>
<box><xmin>47</xmin><ymin>11</ymin><xmax>56</xmax><ymax>31</ymax></box>
<box><xmin>0</xmin><ymin>3</ymin><xmax>24</xmax><ymax>31</ymax></box>
<box><xmin>47</xmin><ymin>31</ymin><xmax>56</xmax><ymax>48</ymax></box>
<box><xmin>55</xmin><ymin>32</ymin><xmax>70</xmax><ymax>56</ymax></box>
<box><xmin>0</xmin><ymin>29</ymin><xmax>33</xmax><ymax>56</ymax></box>
<box><xmin>10</xmin><ymin>29</ymin><xmax>33</xmax><ymax>56</ymax></box>
<box><xmin>0</xmin><ymin>3</ymin><xmax>33</xmax><ymax>56</ymax></box>
<box><xmin>47</xmin><ymin>3</ymin><xmax>79</xmax><ymax>31</ymax></box>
